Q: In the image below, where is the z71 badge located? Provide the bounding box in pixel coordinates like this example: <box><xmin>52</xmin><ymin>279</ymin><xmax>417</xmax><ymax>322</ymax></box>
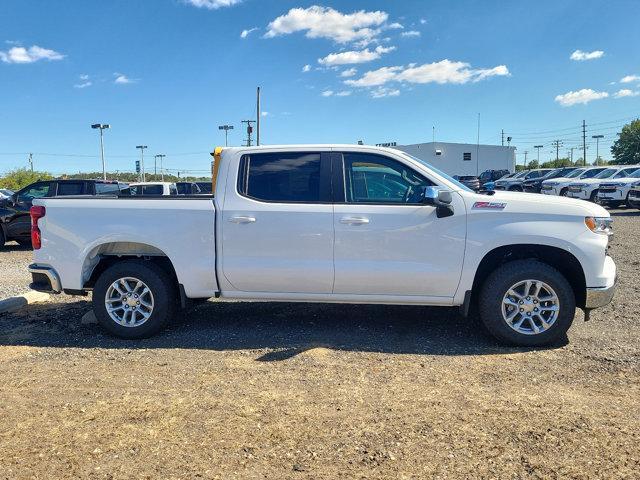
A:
<box><xmin>472</xmin><ymin>201</ymin><xmax>507</xmax><ymax>210</ymax></box>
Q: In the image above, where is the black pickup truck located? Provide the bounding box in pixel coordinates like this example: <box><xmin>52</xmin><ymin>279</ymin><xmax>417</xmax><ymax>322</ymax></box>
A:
<box><xmin>0</xmin><ymin>179</ymin><xmax>127</xmax><ymax>247</ymax></box>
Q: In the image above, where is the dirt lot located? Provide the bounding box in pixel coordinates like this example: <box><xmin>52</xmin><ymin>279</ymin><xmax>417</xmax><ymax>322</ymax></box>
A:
<box><xmin>1</xmin><ymin>210</ymin><xmax>639</xmax><ymax>479</ymax></box>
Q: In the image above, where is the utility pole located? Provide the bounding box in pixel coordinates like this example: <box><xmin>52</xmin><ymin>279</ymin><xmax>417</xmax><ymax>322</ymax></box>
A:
<box><xmin>241</xmin><ymin>120</ymin><xmax>256</xmax><ymax>147</ymax></box>
<box><xmin>155</xmin><ymin>154</ymin><xmax>166</xmax><ymax>181</ymax></box>
<box><xmin>432</xmin><ymin>126</ymin><xmax>435</xmax><ymax>143</ymax></box>
<box><xmin>580</xmin><ymin>145</ymin><xmax>589</xmax><ymax>165</ymax></box>
<box><xmin>569</xmin><ymin>147</ymin><xmax>576</xmax><ymax>164</ymax></box>
<box><xmin>523</xmin><ymin>150</ymin><xmax>529</xmax><ymax>168</ymax></box>
<box><xmin>551</xmin><ymin>140</ymin><xmax>563</xmax><ymax>161</ymax></box>
<box><xmin>136</xmin><ymin>145</ymin><xmax>148</xmax><ymax>182</ymax></box>
<box><xmin>28</xmin><ymin>153</ymin><xmax>33</xmax><ymax>171</ymax></box>
<box><xmin>476</xmin><ymin>113</ymin><xmax>480</xmax><ymax>175</ymax></box>
<box><xmin>501</xmin><ymin>129</ymin><xmax>504</xmax><ymax>146</ymax></box>
<box><xmin>592</xmin><ymin>134</ymin><xmax>604</xmax><ymax>164</ymax></box>
<box><xmin>256</xmin><ymin>86</ymin><xmax>261</xmax><ymax>146</ymax></box>
<box><xmin>582</xmin><ymin>120</ymin><xmax>587</xmax><ymax>166</ymax></box>
<box><xmin>534</xmin><ymin>145</ymin><xmax>543</xmax><ymax>164</ymax></box>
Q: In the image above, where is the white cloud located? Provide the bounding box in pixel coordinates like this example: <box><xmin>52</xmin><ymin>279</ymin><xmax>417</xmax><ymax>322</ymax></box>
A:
<box><xmin>265</xmin><ymin>6</ymin><xmax>388</xmax><ymax>44</ymax></box>
<box><xmin>401</xmin><ymin>30</ymin><xmax>421</xmax><ymax>37</ymax></box>
<box><xmin>0</xmin><ymin>45</ymin><xmax>64</xmax><ymax>64</ymax></box>
<box><xmin>184</xmin><ymin>0</ymin><xmax>242</xmax><ymax>9</ymax></box>
<box><xmin>74</xmin><ymin>74</ymin><xmax>92</xmax><ymax>89</ymax></box>
<box><xmin>387</xmin><ymin>22</ymin><xmax>403</xmax><ymax>29</ymax></box>
<box><xmin>321</xmin><ymin>90</ymin><xmax>334</xmax><ymax>97</ymax></box>
<box><xmin>302</xmin><ymin>64</ymin><xmax>311</xmax><ymax>72</ymax></box>
<box><xmin>261</xmin><ymin>111</ymin><xmax>269</xmax><ymax>116</ymax></box>
<box><xmin>614</xmin><ymin>88</ymin><xmax>639</xmax><ymax>98</ymax></box>
<box><xmin>345</xmin><ymin>60</ymin><xmax>509</xmax><ymax>87</ymax></box>
<box><xmin>240</xmin><ymin>27</ymin><xmax>258</xmax><ymax>38</ymax></box>
<box><xmin>570</xmin><ymin>49</ymin><xmax>604</xmax><ymax>61</ymax></box>
<box><xmin>114</xmin><ymin>73</ymin><xmax>136</xmax><ymax>84</ymax></box>
<box><xmin>554</xmin><ymin>88</ymin><xmax>609</xmax><ymax>107</ymax></box>
<box><xmin>371</xmin><ymin>87</ymin><xmax>400</xmax><ymax>98</ymax></box>
<box><xmin>335</xmin><ymin>90</ymin><xmax>352</xmax><ymax>96</ymax></box>
<box><xmin>318</xmin><ymin>45</ymin><xmax>395</xmax><ymax>66</ymax></box>
<box><xmin>620</xmin><ymin>75</ymin><xmax>640</xmax><ymax>84</ymax></box>
<box><xmin>420</xmin><ymin>18</ymin><xmax>427</xmax><ymax>25</ymax></box>
<box><xmin>340</xmin><ymin>67</ymin><xmax>357</xmax><ymax>77</ymax></box>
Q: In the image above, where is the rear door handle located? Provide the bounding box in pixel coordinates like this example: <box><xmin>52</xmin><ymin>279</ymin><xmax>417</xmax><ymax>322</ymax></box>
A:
<box><xmin>229</xmin><ymin>215</ymin><xmax>256</xmax><ymax>224</ymax></box>
<box><xmin>340</xmin><ymin>216</ymin><xmax>370</xmax><ymax>225</ymax></box>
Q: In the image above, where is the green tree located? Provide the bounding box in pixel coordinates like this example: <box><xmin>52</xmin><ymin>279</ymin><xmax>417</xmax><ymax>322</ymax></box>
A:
<box><xmin>0</xmin><ymin>168</ymin><xmax>53</xmax><ymax>191</ymax></box>
<box><xmin>611</xmin><ymin>119</ymin><xmax>640</xmax><ymax>164</ymax></box>
<box><xmin>540</xmin><ymin>158</ymin><xmax>573</xmax><ymax>169</ymax></box>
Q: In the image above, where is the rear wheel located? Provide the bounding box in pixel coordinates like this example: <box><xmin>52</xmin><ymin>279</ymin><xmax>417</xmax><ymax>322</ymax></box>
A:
<box><xmin>93</xmin><ymin>260</ymin><xmax>177</xmax><ymax>339</ymax></box>
<box><xmin>479</xmin><ymin>260</ymin><xmax>576</xmax><ymax>346</ymax></box>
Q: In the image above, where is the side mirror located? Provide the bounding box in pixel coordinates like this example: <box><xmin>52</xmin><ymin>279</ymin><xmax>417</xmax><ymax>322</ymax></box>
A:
<box><xmin>421</xmin><ymin>186</ymin><xmax>454</xmax><ymax>218</ymax></box>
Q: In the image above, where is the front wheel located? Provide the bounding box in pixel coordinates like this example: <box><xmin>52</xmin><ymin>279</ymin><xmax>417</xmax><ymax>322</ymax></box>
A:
<box><xmin>560</xmin><ymin>188</ymin><xmax>569</xmax><ymax>197</ymax></box>
<box><xmin>93</xmin><ymin>260</ymin><xmax>177</xmax><ymax>339</ymax></box>
<box><xmin>479</xmin><ymin>260</ymin><xmax>576</xmax><ymax>346</ymax></box>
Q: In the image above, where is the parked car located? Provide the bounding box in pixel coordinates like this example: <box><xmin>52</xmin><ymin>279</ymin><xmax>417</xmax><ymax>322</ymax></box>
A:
<box><xmin>482</xmin><ymin>172</ymin><xmax>517</xmax><ymax>192</ymax></box>
<box><xmin>29</xmin><ymin>144</ymin><xmax>616</xmax><ymax>347</ymax></box>
<box><xmin>453</xmin><ymin>175</ymin><xmax>481</xmax><ymax>191</ymax></box>
<box><xmin>0</xmin><ymin>188</ymin><xmax>14</xmax><ymax>199</ymax></box>
<box><xmin>567</xmin><ymin>166</ymin><xmax>640</xmax><ymax>202</ymax></box>
<box><xmin>196</xmin><ymin>181</ymin><xmax>213</xmax><ymax>194</ymax></box>
<box><xmin>495</xmin><ymin>169</ymin><xmax>553</xmax><ymax>191</ymax></box>
<box><xmin>628</xmin><ymin>184</ymin><xmax>640</xmax><ymax>209</ymax></box>
<box><xmin>0</xmin><ymin>179</ymin><xmax>127</xmax><ymax>247</ymax></box>
<box><xmin>478</xmin><ymin>169</ymin><xmax>510</xmax><ymax>184</ymax></box>
<box><xmin>597</xmin><ymin>167</ymin><xmax>640</xmax><ymax>207</ymax></box>
<box><xmin>124</xmin><ymin>182</ymin><xmax>178</xmax><ymax>196</ymax></box>
<box><xmin>522</xmin><ymin>167</ymin><xmax>578</xmax><ymax>193</ymax></box>
<box><xmin>541</xmin><ymin>167</ymin><xmax>608</xmax><ymax>196</ymax></box>
<box><xmin>175</xmin><ymin>182</ymin><xmax>202</xmax><ymax>195</ymax></box>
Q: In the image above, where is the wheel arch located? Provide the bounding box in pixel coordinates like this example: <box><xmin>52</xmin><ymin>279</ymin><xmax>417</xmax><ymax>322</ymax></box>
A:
<box><xmin>471</xmin><ymin>244</ymin><xmax>587</xmax><ymax>308</ymax></box>
<box><xmin>81</xmin><ymin>241</ymin><xmax>180</xmax><ymax>291</ymax></box>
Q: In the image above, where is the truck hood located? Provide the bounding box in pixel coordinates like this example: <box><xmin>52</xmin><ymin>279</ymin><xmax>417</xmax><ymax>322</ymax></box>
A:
<box><xmin>466</xmin><ymin>190</ymin><xmax>609</xmax><ymax>217</ymax></box>
<box><xmin>600</xmin><ymin>177</ymin><xmax>640</xmax><ymax>186</ymax></box>
<box><xmin>541</xmin><ymin>176</ymin><xmax>575</xmax><ymax>186</ymax></box>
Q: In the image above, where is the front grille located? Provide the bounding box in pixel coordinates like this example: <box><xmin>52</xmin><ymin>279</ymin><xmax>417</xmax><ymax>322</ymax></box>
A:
<box><xmin>629</xmin><ymin>189</ymin><xmax>640</xmax><ymax>198</ymax></box>
<box><xmin>599</xmin><ymin>185</ymin><xmax>617</xmax><ymax>193</ymax></box>
<box><xmin>568</xmin><ymin>186</ymin><xmax>581</xmax><ymax>192</ymax></box>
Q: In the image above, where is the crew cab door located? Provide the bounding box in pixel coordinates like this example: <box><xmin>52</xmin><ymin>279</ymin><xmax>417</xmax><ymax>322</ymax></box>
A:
<box><xmin>4</xmin><ymin>181</ymin><xmax>53</xmax><ymax>239</ymax></box>
<box><xmin>332</xmin><ymin>151</ymin><xmax>466</xmax><ymax>298</ymax></box>
<box><xmin>221</xmin><ymin>151</ymin><xmax>334</xmax><ymax>293</ymax></box>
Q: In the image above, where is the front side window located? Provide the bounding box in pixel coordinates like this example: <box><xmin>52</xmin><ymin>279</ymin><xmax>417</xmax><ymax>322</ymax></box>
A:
<box><xmin>614</xmin><ymin>168</ymin><xmax>639</xmax><ymax>178</ymax></box>
<box><xmin>17</xmin><ymin>182</ymin><xmax>50</xmax><ymax>203</ymax></box>
<box><xmin>95</xmin><ymin>183</ymin><xmax>120</xmax><ymax>195</ymax></box>
<box><xmin>581</xmin><ymin>168</ymin><xmax>606</xmax><ymax>179</ymax></box>
<box><xmin>342</xmin><ymin>153</ymin><xmax>433</xmax><ymax>204</ymax></box>
<box><xmin>238</xmin><ymin>152</ymin><xmax>322</xmax><ymax>203</ymax></box>
<box><xmin>169</xmin><ymin>184</ymin><xmax>178</xmax><ymax>195</ymax></box>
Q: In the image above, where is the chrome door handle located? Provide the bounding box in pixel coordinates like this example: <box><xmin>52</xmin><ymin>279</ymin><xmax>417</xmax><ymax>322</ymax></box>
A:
<box><xmin>229</xmin><ymin>215</ymin><xmax>256</xmax><ymax>224</ymax></box>
<box><xmin>340</xmin><ymin>216</ymin><xmax>370</xmax><ymax>225</ymax></box>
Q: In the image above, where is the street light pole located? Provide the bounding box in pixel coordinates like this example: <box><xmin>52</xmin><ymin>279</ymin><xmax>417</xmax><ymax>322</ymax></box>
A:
<box><xmin>91</xmin><ymin>123</ymin><xmax>111</xmax><ymax>180</ymax></box>
<box><xmin>136</xmin><ymin>145</ymin><xmax>148</xmax><ymax>182</ymax></box>
<box><xmin>218</xmin><ymin>125</ymin><xmax>234</xmax><ymax>146</ymax></box>
<box><xmin>592</xmin><ymin>135</ymin><xmax>604</xmax><ymax>164</ymax></box>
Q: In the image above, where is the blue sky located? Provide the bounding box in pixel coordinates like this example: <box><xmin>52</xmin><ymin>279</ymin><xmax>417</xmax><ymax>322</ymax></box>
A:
<box><xmin>1</xmin><ymin>0</ymin><xmax>639</xmax><ymax>175</ymax></box>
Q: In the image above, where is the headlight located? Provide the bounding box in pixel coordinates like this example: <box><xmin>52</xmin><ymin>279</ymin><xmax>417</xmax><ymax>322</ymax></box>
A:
<box><xmin>545</xmin><ymin>182</ymin><xmax>557</xmax><ymax>186</ymax></box>
<box><xmin>585</xmin><ymin>216</ymin><xmax>613</xmax><ymax>236</ymax></box>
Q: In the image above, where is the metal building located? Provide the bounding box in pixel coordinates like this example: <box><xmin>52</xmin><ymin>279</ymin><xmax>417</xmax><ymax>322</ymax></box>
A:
<box><xmin>394</xmin><ymin>142</ymin><xmax>516</xmax><ymax>177</ymax></box>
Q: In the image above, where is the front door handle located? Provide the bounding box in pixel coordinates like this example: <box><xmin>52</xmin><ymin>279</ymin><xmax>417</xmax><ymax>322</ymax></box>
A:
<box><xmin>229</xmin><ymin>215</ymin><xmax>256</xmax><ymax>224</ymax></box>
<box><xmin>340</xmin><ymin>216</ymin><xmax>370</xmax><ymax>225</ymax></box>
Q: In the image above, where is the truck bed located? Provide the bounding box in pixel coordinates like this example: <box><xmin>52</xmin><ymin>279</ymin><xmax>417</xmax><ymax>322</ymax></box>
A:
<box><xmin>32</xmin><ymin>196</ymin><xmax>218</xmax><ymax>298</ymax></box>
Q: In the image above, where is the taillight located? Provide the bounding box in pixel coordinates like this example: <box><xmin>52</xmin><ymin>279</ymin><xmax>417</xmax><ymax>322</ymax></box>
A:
<box><xmin>30</xmin><ymin>205</ymin><xmax>46</xmax><ymax>250</ymax></box>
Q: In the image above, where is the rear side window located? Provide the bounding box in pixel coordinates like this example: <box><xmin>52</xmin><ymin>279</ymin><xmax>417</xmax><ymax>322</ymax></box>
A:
<box><xmin>95</xmin><ymin>183</ymin><xmax>120</xmax><ymax>195</ymax></box>
<box><xmin>56</xmin><ymin>182</ymin><xmax>84</xmax><ymax>196</ymax></box>
<box><xmin>238</xmin><ymin>152</ymin><xmax>323</xmax><ymax>203</ymax></box>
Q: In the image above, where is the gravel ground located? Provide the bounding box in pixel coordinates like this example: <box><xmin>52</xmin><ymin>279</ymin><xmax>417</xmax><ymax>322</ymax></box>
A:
<box><xmin>0</xmin><ymin>242</ymin><xmax>33</xmax><ymax>298</ymax></box>
<box><xmin>0</xmin><ymin>209</ymin><xmax>639</xmax><ymax>479</ymax></box>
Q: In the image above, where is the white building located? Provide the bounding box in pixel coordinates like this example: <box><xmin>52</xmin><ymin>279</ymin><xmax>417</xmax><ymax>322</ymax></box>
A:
<box><xmin>393</xmin><ymin>142</ymin><xmax>515</xmax><ymax>177</ymax></box>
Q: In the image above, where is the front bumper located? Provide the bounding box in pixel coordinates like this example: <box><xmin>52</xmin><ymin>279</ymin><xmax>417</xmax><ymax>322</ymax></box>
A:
<box><xmin>28</xmin><ymin>264</ymin><xmax>62</xmax><ymax>294</ymax></box>
<box><xmin>566</xmin><ymin>189</ymin><xmax>589</xmax><ymax>199</ymax></box>
<box><xmin>584</xmin><ymin>256</ymin><xmax>617</xmax><ymax>309</ymax></box>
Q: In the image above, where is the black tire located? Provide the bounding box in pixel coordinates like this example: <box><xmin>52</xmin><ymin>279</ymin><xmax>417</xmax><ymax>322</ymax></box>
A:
<box><xmin>0</xmin><ymin>228</ymin><xmax>5</xmax><ymax>248</ymax></box>
<box><xmin>92</xmin><ymin>260</ymin><xmax>177</xmax><ymax>339</ymax></box>
<box><xmin>589</xmin><ymin>190</ymin><xmax>598</xmax><ymax>202</ymax></box>
<box><xmin>479</xmin><ymin>260</ymin><xmax>576</xmax><ymax>347</ymax></box>
<box><xmin>17</xmin><ymin>239</ymin><xmax>32</xmax><ymax>248</ymax></box>
<box><xmin>560</xmin><ymin>188</ymin><xmax>569</xmax><ymax>197</ymax></box>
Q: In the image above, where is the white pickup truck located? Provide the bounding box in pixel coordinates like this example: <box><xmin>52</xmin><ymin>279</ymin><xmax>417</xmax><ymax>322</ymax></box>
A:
<box><xmin>28</xmin><ymin>145</ymin><xmax>617</xmax><ymax>346</ymax></box>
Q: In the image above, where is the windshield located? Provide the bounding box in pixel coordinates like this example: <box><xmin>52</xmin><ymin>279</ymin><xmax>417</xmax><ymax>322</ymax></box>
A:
<box><xmin>513</xmin><ymin>171</ymin><xmax>528</xmax><ymax>178</ymax></box>
<box><xmin>594</xmin><ymin>168</ymin><xmax>617</xmax><ymax>179</ymax></box>
<box><xmin>401</xmin><ymin>153</ymin><xmax>473</xmax><ymax>192</ymax></box>
<box><xmin>581</xmin><ymin>168</ymin><xmax>606</xmax><ymax>179</ymax></box>
<box><xmin>566</xmin><ymin>169</ymin><xmax>586</xmax><ymax>178</ymax></box>
<box><xmin>629</xmin><ymin>169</ymin><xmax>640</xmax><ymax>178</ymax></box>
